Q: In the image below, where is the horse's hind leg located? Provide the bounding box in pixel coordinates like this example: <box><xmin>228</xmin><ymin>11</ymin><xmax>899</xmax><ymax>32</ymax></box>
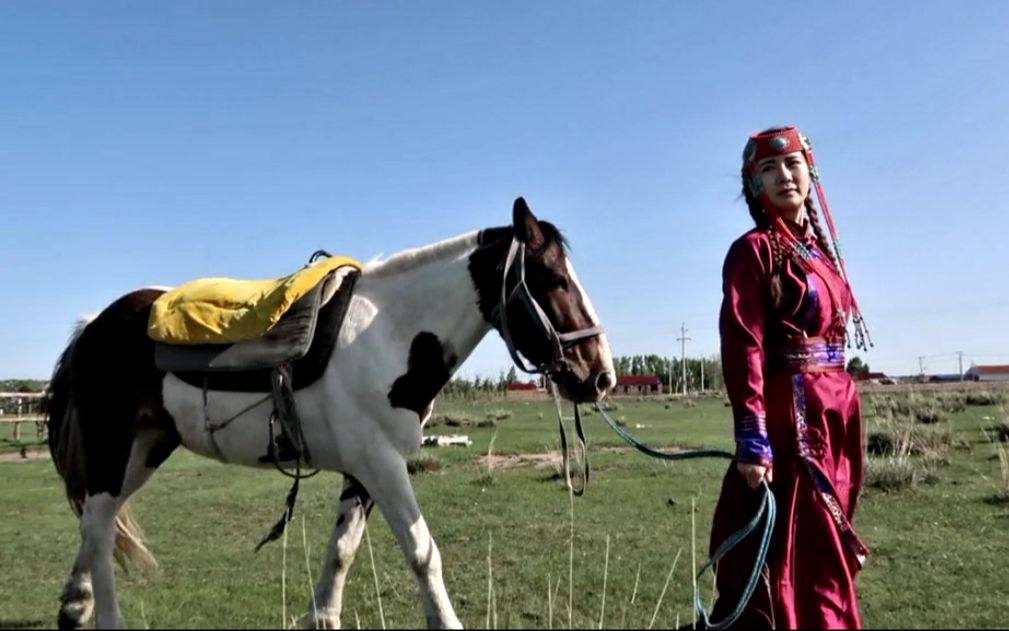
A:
<box><xmin>359</xmin><ymin>451</ymin><xmax>461</xmax><ymax>629</ymax></box>
<box><xmin>50</xmin><ymin>288</ymin><xmax>173</xmax><ymax>629</ymax></box>
<box><xmin>57</xmin><ymin>546</ymin><xmax>94</xmax><ymax>630</ymax></box>
<box><xmin>59</xmin><ymin>415</ymin><xmax>180</xmax><ymax>629</ymax></box>
<box><xmin>306</xmin><ymin>475</ymin><xmax>375</xmax><ymax>629</ymax></box>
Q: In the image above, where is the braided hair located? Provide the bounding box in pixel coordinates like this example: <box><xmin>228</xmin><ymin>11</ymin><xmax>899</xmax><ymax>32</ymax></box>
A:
<box><xmin>740</xmin><ymin>167</ymin><xmax>839</xmax><ymax>310</ymax></box>
<box><xmin>741</xmin><ymin>165</ymin><xmax>786</xmax><ymax>309</ymax></box>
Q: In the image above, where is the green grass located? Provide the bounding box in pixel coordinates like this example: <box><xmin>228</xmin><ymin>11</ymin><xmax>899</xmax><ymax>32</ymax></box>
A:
<box><xmin>1</xmin><ymin>395</ymin><xmax>1007</xmax><ymax>628</ymax></box>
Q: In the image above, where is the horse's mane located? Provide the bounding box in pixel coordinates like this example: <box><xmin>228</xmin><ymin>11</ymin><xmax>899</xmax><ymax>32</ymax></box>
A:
<box><xmin>362</xmin><ymin>230</ymin><xmax>482</xmax><ymax>278</ymax></box>
<box><xmin>363</xmin><ymin>220</ymin><xmax>569</xmax><ymax>279</ymax></box>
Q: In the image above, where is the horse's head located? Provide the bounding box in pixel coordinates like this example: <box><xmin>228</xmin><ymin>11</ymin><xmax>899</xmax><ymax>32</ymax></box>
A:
<box><xmin>471</xmin><ymin>197</ymin><xmax>615</xmax><ymax>403</ymax></box>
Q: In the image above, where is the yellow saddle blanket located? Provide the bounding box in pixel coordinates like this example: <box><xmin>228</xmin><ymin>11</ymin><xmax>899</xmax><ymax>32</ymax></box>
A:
<box><xmin>148</xmin><ymin>256</ymin><xmax>363</xmax><ymax>345</ymax></box>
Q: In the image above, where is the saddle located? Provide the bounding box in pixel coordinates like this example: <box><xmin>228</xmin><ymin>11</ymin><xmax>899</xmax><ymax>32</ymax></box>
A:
<box><xmin>149</xmin><ymin>253</ymin><xmax>362</xmax><ymax>348</ymax></box>
<box><xmin>149</xmin><ymin>252</ymin><xmax>362</xmax><ymax>465</ymax></box>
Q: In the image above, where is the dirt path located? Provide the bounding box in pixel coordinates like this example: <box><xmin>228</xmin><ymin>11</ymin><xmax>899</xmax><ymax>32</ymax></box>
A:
<box><xmin>475</xmin><ymin>446</ymin><xmax>641</xmax><ymax>470</ymax></box>
<box><xmin>0</xmin><ymin>448</ymin><xmax>50</xmax><ymax>463</ymax></box>
<box><xmin>476</xmin><ymin>452</ymin><xmax>563</xmax><ymax>470</ymax></box>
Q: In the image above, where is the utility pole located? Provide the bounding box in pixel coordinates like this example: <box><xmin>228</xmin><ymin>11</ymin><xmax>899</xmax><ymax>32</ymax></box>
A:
<box><xmin>677</xmin><ymin>322</ymin><xmax>692</xmax><ymax>396</ymax></box>
<box><xmin>700</xmin><ymin>359</ymin><xmax>705</xmax><ymax>393</ymax></box>
<box><xmin>957</xmin><ymin>351</ymin><xmax>964</xmax><ymax>381</ymax></box>
<box><xmin>917</xmin><ymin>356</ymin><xmax>925</xmax><ymax>375</ymax></box>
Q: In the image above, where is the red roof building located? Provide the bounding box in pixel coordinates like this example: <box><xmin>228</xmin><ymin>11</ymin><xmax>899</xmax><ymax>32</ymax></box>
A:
<box><xmin>504</xmin><ymin>380</ymin><xmax>546</xmax><ymax>400</ymax></box>
<box><xmin>965</xmin><ymin>364</ymin><xmax>1009</xmax><ymax>382</ymax></box>
<box><xmin>613</xmin><ymin>374</ymin><xmax>663</xmax><ymax>396</ymax></box>
<box><xmin>505</xmin><ymin>381</ymin><xmax>540</xmax><ymax>391</ymax></box>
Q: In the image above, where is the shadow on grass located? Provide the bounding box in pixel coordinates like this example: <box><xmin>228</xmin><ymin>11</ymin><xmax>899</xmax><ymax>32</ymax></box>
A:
<box><xmin>982</xmin><ymin>492</ymin><xmax>1009</xmax><ymax>506</ymax></box>
<box><xmin>0</xmin><ymin>620</ymin><xmax>48</xmax><ymax>629</ymax></box>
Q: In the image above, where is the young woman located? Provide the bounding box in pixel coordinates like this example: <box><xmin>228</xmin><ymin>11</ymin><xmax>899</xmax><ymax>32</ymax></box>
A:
<box><xmin>708</xmin><ymin>125</ymin><xmax>872</xmax><ymax>629</ymax></box>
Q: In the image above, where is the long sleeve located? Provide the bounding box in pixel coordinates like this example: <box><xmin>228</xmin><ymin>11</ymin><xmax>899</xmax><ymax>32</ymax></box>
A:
<box><xmin>719</xmin><ymin>233</ymin><xmax>774</xmax><ymax>467</ymax></box>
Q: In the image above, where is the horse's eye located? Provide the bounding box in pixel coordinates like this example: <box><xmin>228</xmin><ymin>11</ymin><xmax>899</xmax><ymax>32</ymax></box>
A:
<box><xmin>549</xmin><ymin>276</ymin><xmax>569</xmax><ymax>291</ymax></box>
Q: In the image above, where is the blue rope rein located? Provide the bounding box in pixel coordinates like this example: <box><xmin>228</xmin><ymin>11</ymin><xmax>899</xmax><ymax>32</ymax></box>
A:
<box><xmin>694</xmin><ymin>479</ymin><xmax>775</xmax><ymax>629</ymax></box>
<box><xmin>593</xmin><ymin>402</ymin><xmax>777</xmax><ymax>629</ymax></box>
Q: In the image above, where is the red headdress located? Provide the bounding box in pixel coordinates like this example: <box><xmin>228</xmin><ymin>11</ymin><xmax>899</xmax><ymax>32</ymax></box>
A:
<box><xmin>743</xmin><ymin>126</ymin><xmax>872</xmax><ymax>350</ymax></box>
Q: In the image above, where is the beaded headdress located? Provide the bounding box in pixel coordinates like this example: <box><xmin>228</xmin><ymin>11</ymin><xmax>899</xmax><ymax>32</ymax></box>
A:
<box><xmin>743</xmin><ymin>126</ymin><xmax>871</xmax><ymax>350</ymax></box>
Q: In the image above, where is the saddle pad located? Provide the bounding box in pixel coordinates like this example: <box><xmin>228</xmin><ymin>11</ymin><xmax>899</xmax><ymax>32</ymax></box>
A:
<box><xmin>154</xmin><ymin>270</ymin><xmax>327</xmax><ymax>373</ymax></box>
<box><xmin>168</xmin><ymin>269</ymin><xmax>360</xmax><ymax>392</ymax></box>
<box><xmin>148</xmin><ymin>256</ymin><xmax>362</xmax><ymax>345</ymax></box>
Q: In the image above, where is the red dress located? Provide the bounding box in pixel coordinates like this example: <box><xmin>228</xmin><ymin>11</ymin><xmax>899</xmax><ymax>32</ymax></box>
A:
<box><xmin>708</xmin><ymin>225</ymin><xmax>868</xmax><ymax>629</ymax></box>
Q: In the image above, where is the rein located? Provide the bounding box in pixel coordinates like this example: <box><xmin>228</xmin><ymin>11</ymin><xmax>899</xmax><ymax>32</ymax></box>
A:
<box><xmin>488</xmin><ymin>234</ymin><xmax>774</xmax><ymax>626</ymax></box>
<box><xmin>591</xmin><ymin>401</ymin><xmax>776</xmax><ymax>630</ymax></box>
<box><xmin>488</xmin><ymin>233</ymin><xmax>774</xmax><ymax>626</ymax></box>
<box><xmin>548</xmin><ymin>381</ymin><xmax>590</xmax><ymax>496</ymax></box>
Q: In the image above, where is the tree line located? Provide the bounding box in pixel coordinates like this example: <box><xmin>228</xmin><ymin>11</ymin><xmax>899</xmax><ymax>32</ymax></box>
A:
<box><xmin>1</xmin><ymin>379</ymin><xmax>48</xmax><ymax>393</ymax></box>
<box><xmin>439</xmin><ymin>354</ymin><xmax>726</xmax><ymax>400</ymax></box>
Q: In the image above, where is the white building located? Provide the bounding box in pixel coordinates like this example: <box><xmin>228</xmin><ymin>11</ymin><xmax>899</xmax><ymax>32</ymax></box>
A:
<box><xmin>964</xmin><ymin>364</ymin><xmax>1009</xmax><ymax>382</ymax></box>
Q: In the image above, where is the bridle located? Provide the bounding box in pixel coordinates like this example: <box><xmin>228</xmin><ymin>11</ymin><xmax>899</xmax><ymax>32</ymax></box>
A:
<box><xmin>491</xmin><ymin>237</ymin><xmax>605</xmax><ymax>377</ymax></box>
<box><xmin>489</xmin><ymin>235</ymin><xmax>605</xmax><ymax>496</ymax></box>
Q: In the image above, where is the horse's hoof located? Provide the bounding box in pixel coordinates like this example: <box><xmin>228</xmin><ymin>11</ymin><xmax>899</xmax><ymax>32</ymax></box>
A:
<box><xmin>302</xmin><ymin>610</ymin><xmax>340</xmax><ymax>629</ymax></box>
<box><xmin>57</xmin><ymin>604</ymin><xmax>90</xmax><ymax>630</ymax></box>
<box><xmin>57</xmin><ymin>581</ymin><xmax>94</xmax><ymax>629</ymax></box>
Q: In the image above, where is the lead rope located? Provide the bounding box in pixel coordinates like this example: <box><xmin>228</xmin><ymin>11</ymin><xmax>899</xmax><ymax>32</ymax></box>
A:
<box><xmin>592</xmin><ymin>402</ymin><xmax>776</xmax><ymax>628</ymax></box>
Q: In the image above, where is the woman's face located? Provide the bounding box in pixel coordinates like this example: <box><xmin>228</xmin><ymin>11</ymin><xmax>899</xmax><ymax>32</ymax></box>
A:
<box><xmin>756</xmin><ymin>151</ymin><xmax>810</xmax><ymax>218</ymax></box>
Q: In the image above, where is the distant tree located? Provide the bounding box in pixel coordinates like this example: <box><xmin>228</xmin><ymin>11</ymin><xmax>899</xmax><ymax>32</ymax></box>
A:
<box><xmin>846</xmin><ymin>356</ymin><xmax>869</xmax><ymax>374</ymax></box>
<box><xmin>1</xmin><ymin>379</ymin><xmax>47</xmax><ymax>393</ymax></box>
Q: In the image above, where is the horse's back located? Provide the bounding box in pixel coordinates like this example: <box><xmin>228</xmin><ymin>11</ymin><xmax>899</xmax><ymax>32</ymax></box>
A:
<box><xmin>71</xmin><ymin>288</ymin><xmax>166</xmax><ymax>397</ymax></box>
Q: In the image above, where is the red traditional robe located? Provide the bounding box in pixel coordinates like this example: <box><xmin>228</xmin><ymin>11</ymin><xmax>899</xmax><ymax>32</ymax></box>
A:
<box><xmin>708</xmin><ymin>224</ymin><xmax>867</xmax><ymax>629</ymax></box>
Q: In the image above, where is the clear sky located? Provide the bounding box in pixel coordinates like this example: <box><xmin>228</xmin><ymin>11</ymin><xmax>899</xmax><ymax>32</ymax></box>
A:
<box><xmin>3</xmin><ymin>1</ymin><xmax>1008</xmax><ymax>382</ymax></box>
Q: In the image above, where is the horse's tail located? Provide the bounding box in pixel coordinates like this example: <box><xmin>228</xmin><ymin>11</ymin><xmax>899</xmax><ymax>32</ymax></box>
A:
<box><xmin>44</xmin><ymin>314</ymin><xmax>157</xmax><ymax>570</ymax></box>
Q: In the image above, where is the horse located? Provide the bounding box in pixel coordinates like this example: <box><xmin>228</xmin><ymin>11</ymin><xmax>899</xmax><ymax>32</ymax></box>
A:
<box><xmin>43</xmin><ymin>196</ymin><xmax>616</xmax><ymax>629</ymax></box>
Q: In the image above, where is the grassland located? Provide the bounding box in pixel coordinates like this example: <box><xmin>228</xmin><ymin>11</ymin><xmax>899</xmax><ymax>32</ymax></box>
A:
<box><xmin>1</xmin><ymin>390</ymin><xmax>1007</xmax><ymax>628</ymax></box>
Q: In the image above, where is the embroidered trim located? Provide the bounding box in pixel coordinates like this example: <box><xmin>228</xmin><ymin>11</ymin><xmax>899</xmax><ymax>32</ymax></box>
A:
<box><xmin>775</xmin><ymin>337</ymin><xmax>845</xmax><ymax>373</ymax></box>
<box><xmin>738</xmin><ymin>414</ymin><xmax>768</xmax><ymax>435</ymax></box>
<box><xmin>791</xmin><ymin>373</ymin><xmax>869</xmax><ymax>567</ymax></box>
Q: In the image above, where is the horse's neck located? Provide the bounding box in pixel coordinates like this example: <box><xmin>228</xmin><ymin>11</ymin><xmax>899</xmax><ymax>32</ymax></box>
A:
<box><xmin>358</xmin><ymin>234</ymin><xmax>492</xmax><ymax>371</ymax></box>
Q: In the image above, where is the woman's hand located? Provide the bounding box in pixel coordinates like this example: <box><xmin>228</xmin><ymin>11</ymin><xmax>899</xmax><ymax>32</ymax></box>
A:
<box><xmin>737</xmin><ymin>462</ymin><xmax>773</xmax><ymax>489</ymax></box>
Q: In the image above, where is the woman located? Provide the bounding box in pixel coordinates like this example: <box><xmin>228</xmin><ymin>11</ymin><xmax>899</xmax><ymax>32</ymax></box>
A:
<box><xmin>707</xmin><ymin>125</ymin><xmax>872</xmax><ymax>629</ymax></box>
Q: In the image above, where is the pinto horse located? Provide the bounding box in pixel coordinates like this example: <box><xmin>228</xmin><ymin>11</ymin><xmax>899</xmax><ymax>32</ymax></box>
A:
<box><xmin>44</xmin><ymin>197</ymin><xmax>615</xmax><ymax>629</ymax></box>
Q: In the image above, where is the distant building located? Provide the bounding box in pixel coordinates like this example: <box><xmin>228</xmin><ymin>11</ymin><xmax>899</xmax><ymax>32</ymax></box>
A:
<box><xmin>964</xmin><ymin>364</ymin><xmax>1009</xmax><ymax>383</ymax></box>
<box><xmin>504</xmin><ymin>380</ymin><xmax>545</xmax><ymax>400</ymax></box>
<box><xmin>852</xmin><ymin>371</ymin><xmax>889</xmax><ymax>383</ymax></box>
<box><xmin>505</xmin><ymin>381</ymin><xmax>539</xmax><ymax>391</ymax></box>
<box><xmin>613</xmin><ymin>374</ymin><xmax>663</xmax><ymax>396</ymax></box>
<box><xmin>928</xmin><ymin>373</ymin><xmax>963</xmax><ymax>383</ymax></box>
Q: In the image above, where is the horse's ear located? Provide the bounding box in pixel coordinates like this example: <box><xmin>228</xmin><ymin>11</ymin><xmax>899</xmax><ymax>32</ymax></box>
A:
<box><xmin>513</xmin><ymin>197</ymin><xmax>545</xmax><ymax>249</ymax></box>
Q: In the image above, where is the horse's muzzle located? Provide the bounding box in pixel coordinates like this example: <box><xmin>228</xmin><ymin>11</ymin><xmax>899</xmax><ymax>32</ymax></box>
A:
<box><xmin>555</xmin><ymin>369</ymin><xmax>615</xmax><ymax>403</ymax></box>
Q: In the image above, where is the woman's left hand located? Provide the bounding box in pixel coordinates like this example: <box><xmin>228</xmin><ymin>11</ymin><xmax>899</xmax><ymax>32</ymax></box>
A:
<box><xmin>737</xmin><ymin>462</ymin><xmax>773</xmax><ymax>490</ymax></box>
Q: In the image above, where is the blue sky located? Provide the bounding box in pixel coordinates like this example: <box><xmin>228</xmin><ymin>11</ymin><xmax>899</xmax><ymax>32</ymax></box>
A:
<box><xmin>3</xmin><ymin>1</ymin><xmax>1008</xmax><ymax>381</ymax></box>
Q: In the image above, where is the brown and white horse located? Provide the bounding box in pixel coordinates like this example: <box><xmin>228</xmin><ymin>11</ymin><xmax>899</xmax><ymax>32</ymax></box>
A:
<box><xmin>44</xmin><ymin>197</ymin><xmax>615</xmax><ymax>629</ymax></box>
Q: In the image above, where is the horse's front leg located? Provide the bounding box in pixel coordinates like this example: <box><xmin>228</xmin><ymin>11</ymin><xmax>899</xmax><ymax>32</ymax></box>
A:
<box><xmin>361</xmin><ymin>450</ymin><xmax>462</xmax><ymax>629</ymax></box>
<box><xmin>306</xmin><ymin>475</ymin><xmax>374</xmax><ymax>629</ymax></box>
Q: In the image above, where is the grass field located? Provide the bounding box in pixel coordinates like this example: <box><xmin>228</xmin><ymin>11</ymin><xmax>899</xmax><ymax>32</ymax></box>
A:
<box><xmin>1</xmin><ymin>391</ymin><xmax>1007</xmax><ymax>629</ymax></box>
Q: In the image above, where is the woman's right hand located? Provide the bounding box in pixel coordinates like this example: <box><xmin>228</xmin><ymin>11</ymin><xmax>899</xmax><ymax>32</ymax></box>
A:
<box><xmin>737</xmin><ymin>462</ymin><xmax>773</xmax><ymax>489</ymax></box>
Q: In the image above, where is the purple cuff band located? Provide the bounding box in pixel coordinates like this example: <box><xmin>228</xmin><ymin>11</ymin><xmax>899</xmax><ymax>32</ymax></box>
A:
<box><xmin>735</xmin><ymin>414</ymin><xmax>773</xmax><ymax>463</ymax></box>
